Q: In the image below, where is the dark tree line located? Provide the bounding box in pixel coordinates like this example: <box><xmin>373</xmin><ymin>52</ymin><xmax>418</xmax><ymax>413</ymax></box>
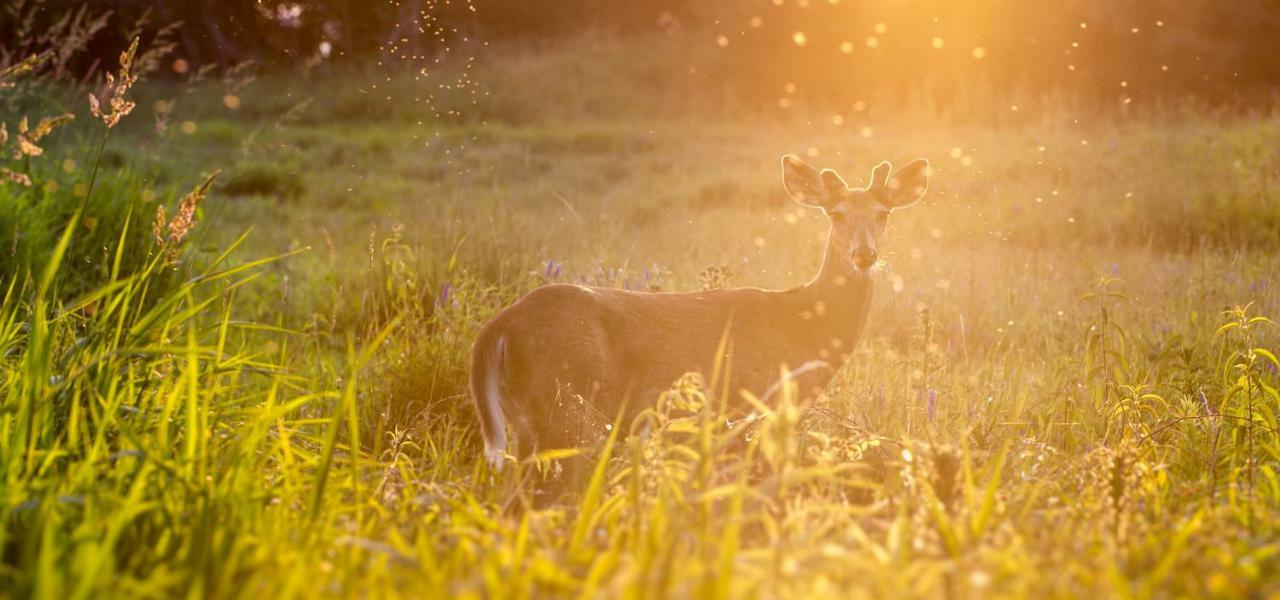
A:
<box><xmin>4</xmin><ymin>0</ymin><xmax>1280</xmax><ymax>106</ymax></box>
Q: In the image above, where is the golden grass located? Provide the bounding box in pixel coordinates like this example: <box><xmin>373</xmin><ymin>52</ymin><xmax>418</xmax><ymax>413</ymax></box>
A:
<box><xmin>1</xmin><ymin>29</ymin><xmax>1279</xmax><ymax>599</ymax></box>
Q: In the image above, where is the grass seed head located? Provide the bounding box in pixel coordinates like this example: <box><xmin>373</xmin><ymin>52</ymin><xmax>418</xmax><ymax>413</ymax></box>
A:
<box><xmin>1</xmin><ymin>167</ymin><xmax>32</xmax><ymax>186</ymax></box>
<box><xmin>88</xmin><ymin>37</ymin><xmax>140</xmax><ymax>129</ymax></box>
<box><xmin>0</xmin><ymin>112</ymin><xmax>75</xmax><ymax>186</ymax></box>
<box><xmin>155</xmin><ymin>171</ymin><xmax>220</xmax><ymax>264</ymax></box>
<box><xmin>10</xmin><ymin>113</ymin><xmax>74</xmax><ymax>159</ymax></box>
<box><xmin>152</xmin><ymin>204</ymin><xmax>167</xmax><ymax>246</ymax></box>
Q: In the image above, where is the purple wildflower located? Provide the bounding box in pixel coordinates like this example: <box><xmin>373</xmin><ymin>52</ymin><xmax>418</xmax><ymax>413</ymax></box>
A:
<box><xmin>1199</xmin><ymin>389</ymin><xmax>1214</xmax><ymax>415</ymax></box>
<box><xmin>543</xmin><ymin>259</ymin><xmax>562</xmax><ymax>280</ymax></box>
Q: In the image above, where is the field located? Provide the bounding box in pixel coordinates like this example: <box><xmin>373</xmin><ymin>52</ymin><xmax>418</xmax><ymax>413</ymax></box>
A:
<box><xmin>3</xmin><ymin>31</ymin><xmax>1280</xmax><ymax>598</ymax></box>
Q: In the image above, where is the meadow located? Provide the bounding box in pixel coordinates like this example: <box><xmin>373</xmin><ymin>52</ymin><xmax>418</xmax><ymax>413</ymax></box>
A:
<box><xmin>2</xmin><ymin>30</ymin><xmax>1280</xmax><ymax>598</ymax></box>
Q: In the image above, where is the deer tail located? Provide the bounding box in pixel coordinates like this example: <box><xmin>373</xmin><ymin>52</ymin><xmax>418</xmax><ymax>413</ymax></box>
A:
<box><xmin>470</xmin><ymin>330</ymin><xmax>509</xmax><ymax>471</ymax></box>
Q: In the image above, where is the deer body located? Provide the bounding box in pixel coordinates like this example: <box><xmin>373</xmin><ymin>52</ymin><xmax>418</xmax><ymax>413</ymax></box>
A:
<box><xmin>470</xmin><ymin>155</ymin><xmax>929</xmax><ymax>471</ymax></box>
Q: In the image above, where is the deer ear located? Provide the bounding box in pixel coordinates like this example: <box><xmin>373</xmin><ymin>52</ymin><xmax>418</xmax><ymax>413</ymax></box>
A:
<box><xmin>881</xmin><ymin>159</ymin><xmax>929</xmax><ymax>208</ymax></box>
<box><xmin>781</xmin><ymin>155</ymin><xmax>833</xmax><ymax>208</ymax></box>
<box><xmin>820</xmin><ymin>169</ymin><xmax>848</xmax><ymax>195</ymax></box>
<box><xmin>869</xmin><ymin>161</ymin><xmax>892</xmax><ymax>189</ymax></box>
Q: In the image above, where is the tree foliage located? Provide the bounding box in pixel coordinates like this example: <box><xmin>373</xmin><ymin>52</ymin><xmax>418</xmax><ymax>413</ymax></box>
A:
<box><xmin>4</xmin><ymin>0</ymin><xmax>1280</xmax><ymax>107</ymax></box>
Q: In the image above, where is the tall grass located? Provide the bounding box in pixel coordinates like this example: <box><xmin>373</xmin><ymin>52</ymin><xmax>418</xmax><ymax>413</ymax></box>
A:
<box><xmin>4</xmin><ymin>240</ymin><xmax>1278</xmax><ymax>596</ymax></box>
<box><xmin>2</xmin><ymin>27</ymin><xmax>1280</xmax><ymax>599</ymax></box>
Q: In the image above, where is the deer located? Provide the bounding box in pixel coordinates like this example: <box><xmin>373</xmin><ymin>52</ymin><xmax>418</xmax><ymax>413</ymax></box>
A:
<box><xmin>469</xmin><ymin>154</ymin><xmax>929</xmax><ymax>479</ymax></box>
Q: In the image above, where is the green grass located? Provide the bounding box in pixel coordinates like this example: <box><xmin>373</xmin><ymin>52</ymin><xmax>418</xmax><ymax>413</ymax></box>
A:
<box><xmin>3</xmin><ymin>34</ymin><xmax>1280</xmax><ymax>598</ymax></box>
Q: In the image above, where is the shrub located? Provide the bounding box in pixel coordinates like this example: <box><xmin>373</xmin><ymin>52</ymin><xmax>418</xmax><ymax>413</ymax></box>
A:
<box><xmin>220</xmin><ymin>163</ymin><xmax>305</xmax><ymax>201</ymax></box>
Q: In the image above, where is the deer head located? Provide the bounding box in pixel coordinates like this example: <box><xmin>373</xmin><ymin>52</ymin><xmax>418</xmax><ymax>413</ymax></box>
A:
<box><xmin>781</xmin><ymin>155</ymin><xmax>929</xmax><ymax>275</ymax></box>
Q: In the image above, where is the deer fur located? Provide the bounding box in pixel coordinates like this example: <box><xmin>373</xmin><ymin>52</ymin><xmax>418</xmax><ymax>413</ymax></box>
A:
<box><xmin>469</xmin><ymin>154</ymin><xmax>929</xmax><ymax>472</ymax></box>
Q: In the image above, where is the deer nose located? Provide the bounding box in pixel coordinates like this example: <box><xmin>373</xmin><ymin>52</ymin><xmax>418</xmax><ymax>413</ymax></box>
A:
<box><xmin>853</xmin><ymin>248</ymin><xmax>877</xmax><ymax>270</ymax></box>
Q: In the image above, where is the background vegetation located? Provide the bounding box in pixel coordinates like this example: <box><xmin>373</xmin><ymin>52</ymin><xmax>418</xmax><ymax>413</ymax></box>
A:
<box><xmin>2</xmin><ymin>1</ymin><xmax>1279</xmax><ymax>597</ymax></box>
<box><xmin>8</xmin><ymin>0</ymin><xmax>1280</xmax><ymax>106</ymax></box>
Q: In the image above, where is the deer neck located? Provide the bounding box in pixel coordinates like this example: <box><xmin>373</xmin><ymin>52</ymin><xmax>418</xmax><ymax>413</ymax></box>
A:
<box><xmin>791</xmin><ymin>239</ymin><xmax>874</xmax><ymax>357</ymax></box>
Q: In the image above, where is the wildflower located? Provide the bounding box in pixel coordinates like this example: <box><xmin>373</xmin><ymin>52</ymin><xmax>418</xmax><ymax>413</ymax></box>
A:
<box><xmin>699</xmin><ymin>264</ymin><xmax>736</xmax><ymax>290</ymax></box>
<box><xmin>542</xmin><ymin>259</ymin><xmax>562</xmax><ymax>280</ymax></box>
<box><xmin>1198</xmin><ymin>389</ymin><xmax>1215</xmax><ymax>416</ymax></box>
<box><xmin>88</xmin><ymin>37</ymin><xmax>140</xmax><ymax>129</ymax></box>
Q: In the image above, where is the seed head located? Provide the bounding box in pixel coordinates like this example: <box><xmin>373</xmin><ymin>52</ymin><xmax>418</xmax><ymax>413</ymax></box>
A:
<box><xmin>88</xmin><ymin>37</ymin><xmax>140</xmax><ymax>129</ymax></box>
<box><xmin>152</xmin><ymin>204</ymin><xmax>167</xmax><ymax>246</ymax></box>
<box><xmin>10</xmin><ymin>113</ymin><xmax>74</xmax><ymax>159</ymax></box>
<box><xmin>154</xmin><ymin>171</ymin><xmax>220</xmax><ymax>264</ymax></box>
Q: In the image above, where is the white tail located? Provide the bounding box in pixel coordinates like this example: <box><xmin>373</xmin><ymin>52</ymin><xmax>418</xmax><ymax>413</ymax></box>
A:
<box><xmin>469</xmin><ymin>332</ymin><xmax>508</xmax><ymax>470</ymax></box>
<box><xmin>468</xmin><ymin>154</ymin><xmax>930</xmax><ymax>469</ymax></box>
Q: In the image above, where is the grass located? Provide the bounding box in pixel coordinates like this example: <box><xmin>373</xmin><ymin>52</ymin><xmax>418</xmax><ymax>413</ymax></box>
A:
<box><xmin>2</xmin><ymin>32</ymin><xmax>1280</xmax><ymax>598</ymax></box>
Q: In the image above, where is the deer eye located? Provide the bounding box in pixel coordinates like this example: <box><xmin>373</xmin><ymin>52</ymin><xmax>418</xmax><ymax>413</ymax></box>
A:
<box><xmin>829</xmin><ymin>212</ymin><xmax>846</xmax><ymax>223</ymax></box>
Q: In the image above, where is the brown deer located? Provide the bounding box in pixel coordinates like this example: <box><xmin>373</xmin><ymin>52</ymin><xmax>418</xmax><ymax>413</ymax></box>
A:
<box><xmin>469</xmin><ymin>154</ymin><xmax>929</xmax><ymax>473</ymax></box>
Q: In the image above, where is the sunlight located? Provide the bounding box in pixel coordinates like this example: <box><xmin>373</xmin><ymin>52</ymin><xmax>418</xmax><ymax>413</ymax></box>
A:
<box><xmin>1</xmin><ymin>0</ymin><xmax>1278</xmax><ymax>597</ymax></box>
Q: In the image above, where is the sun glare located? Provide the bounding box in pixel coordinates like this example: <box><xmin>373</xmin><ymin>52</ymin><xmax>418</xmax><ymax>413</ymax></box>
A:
<box><xmin>3</xmin><ymin>1</ymin><xmax>1279</xmax><ymax>597</ymax></box>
